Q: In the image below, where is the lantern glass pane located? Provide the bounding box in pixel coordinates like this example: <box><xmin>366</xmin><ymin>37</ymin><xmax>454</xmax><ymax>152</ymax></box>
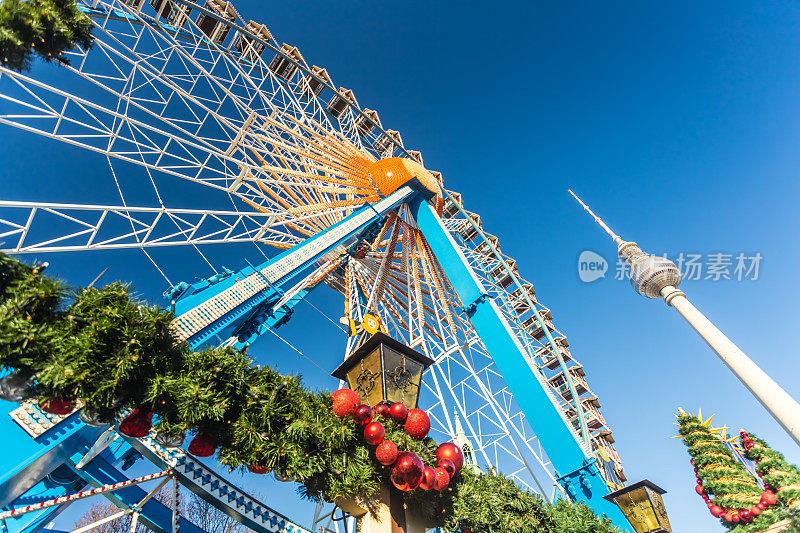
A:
<box><xmin>647</xmin><ymin>488</ymin><xmax>671</xmax><ymax>532</ymax></box>
<box><xmin>382</xmin><ymin>346</ymin><xmax>423</xmax><ymax>407</ymax></box>
<box><xmin>346</xmin><ymin>347</ymin><xmax>384</xmax><ymax>407</ymax></box>
<box><xmin>612</xmin><ymin>487</ymin><xmax>661</xmax><ymax>533</ymax></box>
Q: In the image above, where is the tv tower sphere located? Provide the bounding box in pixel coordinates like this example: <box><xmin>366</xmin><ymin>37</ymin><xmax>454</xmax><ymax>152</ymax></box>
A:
<box><xmin>618</xmin><ymin>241</ymin><xmax>682</xmax><ymax>299</ymax></box>
<box><xmin>569</xmin><ymin>189</ymin><xmax>800</xmax><ymax>448</ymax></box>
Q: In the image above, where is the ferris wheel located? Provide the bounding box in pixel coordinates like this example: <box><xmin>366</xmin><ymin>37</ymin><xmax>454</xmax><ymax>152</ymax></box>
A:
<box><xmin>0</xmin><ymin>0</ymin><xmax>629</xmax><ymax>529</ymax></box>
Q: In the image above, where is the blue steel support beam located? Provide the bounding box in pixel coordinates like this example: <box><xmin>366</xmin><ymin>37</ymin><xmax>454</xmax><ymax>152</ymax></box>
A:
<box><xmin>232</xmin><ymin>286</ymin><xmax>314</xmax><ymax>349</ymax></box>
<box><xmin>409</xmin><ymin>197</ymin><xmax>630</xmax><ymax>529</ymax></box>
<box><xmin>172</xmin><ymin>186</ymin><xmax>416</xmax><ymax>349</ymax></box>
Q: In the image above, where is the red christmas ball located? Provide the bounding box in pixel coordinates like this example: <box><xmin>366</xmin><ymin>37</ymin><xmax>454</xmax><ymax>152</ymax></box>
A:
<box><xmin>331</xmin><ymin>389</ymin><xmax>360</xmax><ymax>418</ymax></box>
<box><xmin>435</xmin><ymin>442</ymin><xmax>464</xmax><ymax>473</ymax></box>
<box><xmin>756</xmin><ymin>502</ymin><xmax>766</xmax><ymax>510</ymax></box>
<box><xmin>188</xmin><ymin>432</ymin><xmax>216</xmax><ymax>457</ymax></box>
<box><xmin>722</xmin><ymin>513</ymin><xmax>731</xmax><ymax>522</ymax></box>
<box><xmin>761</xmin><ymin>490</ymin><xmax>778</xmax><ymax>506</ymax></box>
<box><xmin>695</xmin><ymin>484</ymin><xmax>704</xmax><ymax>495</ymax></box>
<box><xmin>352</xmin><ymin>404</ymin><xmax>373</xmax><ymax>426</ymax></box>
<box><xmin>390</xmin><ymin>452</ymin><xmax>424</xmax><ymax>491</ymax></box>
<box><xmin>389</xmin><ymin>402</ymin><xmax>408</xmax><ymax>423</ymax></box>
<box><xmin>739</xmin><ymin>509</ymin><xmax>753</xmax><ymax>523</ymax></box>
<box><xmin>437</xmin><ymin>458</ymin><xmax>456</xmax><ymax>478</ymax></box>
<box><xmin>730</xmin><ymin>512</ymin><xmax>740</xmax><ymax>523</ymax></box>
<box><xmin>750</xmin><ymin>505</ymin><xmax>762</xmax><ymax>517</ymax></box>
<box><xmin>119</xmin><ymin>408</ymin><xmax>153</xmax><ymax>438</ymax></box>
<box><xmin>433</xmin><ymin>467</ymin><xmax>450</xmax><ymax>491</ymax></box>
<box><xmin>709</xmin><ymin>505</ymin><xmax>723</xmax><ymax>517</ymax></box>
<box><xmin>374</xmin><ymin>403</ymin><xmax>390</xmax><ymax>418</ymax></box>
<box><xmin>364</xmin><ymin>421</ymin><xmax>385</xmax><ymax>445</ymax></box>
<box><xmin>702</xmin><ymin>494</ymin><xmax>710</xmax><ymax>502</ymax></box>
<box><xmin>404</xmin><ymin>408</ymin><xmax>430</xmax><ymax>440</ymax></box>
<box><xmin>419</xmin><ymin>466</ymin><xmax>436</xmax><ymax>491</ymax></box>
<box><xmin>375</xmin><ymin>440</ymin><xmax>398</xmax><ymax>465</ymax></box>
<box><xmin>39</xmin><ymin>398</ymin><xmax>75</xmax><ymax>415</ymax></box>
<box><xmin>248</xmin><ymin>464</ymin><xmax>268</xmax><ymax>474</ymax></box>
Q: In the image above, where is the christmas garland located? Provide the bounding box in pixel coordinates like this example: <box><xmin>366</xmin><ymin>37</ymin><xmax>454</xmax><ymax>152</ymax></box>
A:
<box><xmin>0</xmin><ymin>252</ymin><xmax>620</xmax><ymax>533</ymax></box>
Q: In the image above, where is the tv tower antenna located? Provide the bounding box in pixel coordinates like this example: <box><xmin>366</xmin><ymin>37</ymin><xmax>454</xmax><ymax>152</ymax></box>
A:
<box><xmin>569</xmin><ymin>189</ymin><xmax>800</xmax><ymax>447</ymax></box>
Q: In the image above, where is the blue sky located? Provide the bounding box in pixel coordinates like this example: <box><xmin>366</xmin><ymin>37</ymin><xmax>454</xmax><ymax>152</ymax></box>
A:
<box><xmin>2</xmin><ymin>1</ymin><xmax>800</xmax><ymax>531</ymax></box>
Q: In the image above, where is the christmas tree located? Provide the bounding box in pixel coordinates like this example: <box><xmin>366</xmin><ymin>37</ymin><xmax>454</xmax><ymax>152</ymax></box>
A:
<box><xmin>676</xmin><ymin>408</ymin><xmax>764</xmax><ymax>526</ymax></box>
<box><xmin>0</xmin><ymin>0</ymin><xmax>93</xmax><ymax>72</ymax></box>
<box><xmin>736</xmin><ymin>430</ymin><xmax>800</xmax><ymax>532</ymax></box>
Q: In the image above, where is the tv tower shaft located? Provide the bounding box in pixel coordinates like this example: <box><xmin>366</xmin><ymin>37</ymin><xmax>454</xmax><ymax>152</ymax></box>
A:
<box><xmin>569</xmin><ymin>189</ymin><xmax>800</xmax><ymax>448</ymax></box>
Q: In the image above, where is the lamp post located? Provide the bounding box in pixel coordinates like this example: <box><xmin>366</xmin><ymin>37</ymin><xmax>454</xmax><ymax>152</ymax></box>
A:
<box><xmin>604</xmin><ymin>480</ymin><xmax>672</xmax><ymax>533</ymax></box>
<box><xmin>332</xmin><ymin>332</ymin><xmax>434</xmax><ymax>533</ymax></box>
<box><xmin>569</xmin><ymin>189</ymin><xmax>800</xmax><ymax>448</ymax></box>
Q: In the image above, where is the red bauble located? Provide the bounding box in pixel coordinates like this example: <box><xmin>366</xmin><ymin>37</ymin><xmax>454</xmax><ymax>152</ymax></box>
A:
<box><xmin>761</xmin><ymin>490</ymin><xmax>778</xmax><ymax>506</ymax></box>
<box><xmin>756</xmin><ymin>502</ymin><xmax>766</xmax><ymax>510</ymax></box>
<box><xmin>39</xmin><ymin>398</ymin><xmax>75</xmax><ymax>415</ymax></box>
<box><xmin>435</xmin><ymin>442</ymin><xmax>464</xmax><ymax>473</ymax></box>
<box><xmin>750</xmin><ymin>505</ymin><xmax>762</xmax><ymax>517</ymax></box>
<box><xmin>739</xmin><ymin>509</ymin><xmax>753</xmax><ymax>523</ymax></box>
<box><xmin>248</xmin><ymin>464</ymin><xmax>268</xmax><ymax>474</ymax></box>
<box><xmin>722</xmin><ymin>513</ymin><xmax>731</xmax><ymax>522</ymax></box>
<box><xmin>188</xmin><ymin>432</ymin><xmax>216</xmax><ymax>457</ymax></box>
<box><xmin>390</xmin><ymin>452</ymin><xmax>424</xmax><ymax>491</ymax></box>
<box><xmin>730</xmin><ymin>512</ymin><xmax>740</xmax><ymax>523</ymax></box>
<box><xmin>433</xmin><ymin>467</ymin><xmax>450</xmax><ymax>491</ymax></box>
<box><xmin>331</xmin><ymin>389</ymin><xmax>360</xmax><ymax>418</ymax></box>
<box><xmin>419</xmin><ymin>466</ymin><xmax>436</xmax><ymax>490</ymax></box>
<box><xmin>709</xmin><ymin>505</ymin><xmax>723</xmax><ymax>517</ymax></box>
<box><xmin>364</xmin><ymin>421</ymin><xmax>385</xmax><ymax>445</ymax></box>
<box><xmin>353</xmin><ymin>404</ymin><xmax>373</xmax><ymax>426</ymax></box>
<box><xmin>389</xmin><ymin>402</ymin><xmax>408</xmax><ymax>423</ymax></box>
<box><xmin>404</xmin><ymin>408</ymin><xmax>430</xmax><ymax>440</ymax></box>
<box><xmin>374</xmin><ymin>403</ymin><xmax>391</xmax><ymax>418</ymax></box>
<box><xmin>376</xmin><ymin>440</ymin><xmax>398</xmax><ymax>465</ymax></box>
<box><xmin>119</xmin><ymin>408</ymin><xmax>153</xmax><ymax>438</ymax></box>
<box><xmin>702</xmin><ymin>494</ymin><xmax>710</xmax><ymax>502</ymax></box>
<box><xmin>695</xmin><ymin>484</ymin><xmax>704</xmax><ymax>495</ymax></box>
<box><xmin>437</xmin><ymin>458</ymin><xmax>456</xmax><ymax>478</ymax></box>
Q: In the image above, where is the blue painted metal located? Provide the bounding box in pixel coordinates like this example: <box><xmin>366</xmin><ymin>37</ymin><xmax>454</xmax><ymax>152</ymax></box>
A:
<box><xmin>172</xmin><ymin>186</ymin><xmax>416</xmax><ymax>349</ymax></box>
<box><xmin>232</xmin><ymin>286</ymin><xmax>314</xmax><ymax>349</ymax></box>
<box><xmin>409</xmin><ymin>197</ymin><xmax>630</xmax><ymax>528</ymax></box>
<box><xmin>125</xmin><ymin>436</ymin><xmax>313</xmax><ymax>533</ymax></box>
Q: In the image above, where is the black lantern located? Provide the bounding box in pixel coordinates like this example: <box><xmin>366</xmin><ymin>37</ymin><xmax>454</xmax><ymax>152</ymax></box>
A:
<box><xmin>603</xmin><ymin>480</ymin><xmax>671</xmax><ymax>533</ymax></box>
<box><xmin>332</xmin><ymin>332</ymin><xmax>434</xmax><ymax>408</ymax></box>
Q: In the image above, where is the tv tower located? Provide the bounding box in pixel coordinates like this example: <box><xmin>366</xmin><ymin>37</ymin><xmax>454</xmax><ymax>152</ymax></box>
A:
<box><xmin>569</xmin><ymin>189</ymin><xmax>800</xmax><ymax>447</ymax></box>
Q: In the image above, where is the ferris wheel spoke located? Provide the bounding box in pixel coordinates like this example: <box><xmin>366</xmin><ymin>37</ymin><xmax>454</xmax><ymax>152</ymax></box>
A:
<box><xmin>0</xmin><ymin>201</ymin><xmax>283</xmax><ymax>253</ymax></box>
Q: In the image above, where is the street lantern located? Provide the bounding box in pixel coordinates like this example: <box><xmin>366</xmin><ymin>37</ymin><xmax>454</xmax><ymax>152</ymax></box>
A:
<box><xmin>332</xmin><ymin>332</ymin><xmax>434</xmax><ymax>408</ymax></box>
<box><xmin>603</xmin><ymin>480</ymin><xmax>671</xmax><ymax>533</ymax></box>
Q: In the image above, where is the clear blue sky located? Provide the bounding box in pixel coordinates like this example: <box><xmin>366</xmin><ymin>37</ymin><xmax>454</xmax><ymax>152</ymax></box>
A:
<box><xmin>2</xmin><ymin>1</ymin><xmax>800</xmax><ymax>531</ymax></box>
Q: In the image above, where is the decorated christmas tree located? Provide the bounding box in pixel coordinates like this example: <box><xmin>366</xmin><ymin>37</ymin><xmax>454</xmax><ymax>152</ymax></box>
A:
<box><xmin>676</xmin><ymin>408</ymin><xmax>800</xmax><ymax>533</ymax></box>
<box><xmin>676</xmin><ymin>408</ymin><xmax>765</xmax><ymax>526</ymax></box>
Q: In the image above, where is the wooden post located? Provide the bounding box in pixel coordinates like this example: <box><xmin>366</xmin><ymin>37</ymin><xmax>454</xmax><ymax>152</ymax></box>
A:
<box><xmin>336</xmin><ymin>485</ymin><xmax>429</xmax><ymax>533</ymax></box>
